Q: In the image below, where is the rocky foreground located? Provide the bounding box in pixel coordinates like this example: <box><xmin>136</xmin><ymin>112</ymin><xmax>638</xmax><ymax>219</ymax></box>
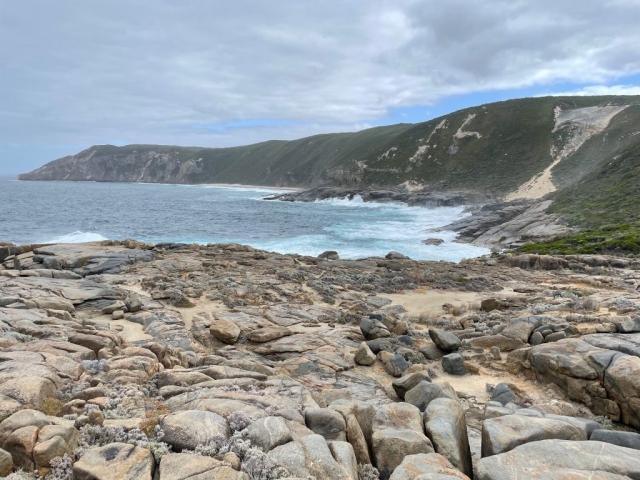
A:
<box><xmin>0</xmin><ymin>241</ymin><xmax>639</xmax><ymax>479</ymax></box>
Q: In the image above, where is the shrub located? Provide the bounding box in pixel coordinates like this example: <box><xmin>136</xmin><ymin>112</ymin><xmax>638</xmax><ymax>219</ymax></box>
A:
<box><xmin>358</xmin><ymin>464</ymin><xmax>380</xmax><ymax>480</ymax></box>
<box><xmin>228</xmin><ymin>411</ymin><xmax>253</xmax><ymax>433</ymax></box>
<box><xmin>37</xmin><ymin>397</ymin><xmax>64</xmax><ymax>417</ymax></box>
<box><xmin>47</xmin><ymin>454</ymin><xmax>74</xmax><ymax>480</ymax></box>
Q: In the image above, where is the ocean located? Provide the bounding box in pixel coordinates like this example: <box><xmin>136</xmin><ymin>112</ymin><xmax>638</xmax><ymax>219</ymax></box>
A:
<box><xmin>0</xmin><ymin>179</ymin><xmax>489</xmax><ymax>261</ymax></box>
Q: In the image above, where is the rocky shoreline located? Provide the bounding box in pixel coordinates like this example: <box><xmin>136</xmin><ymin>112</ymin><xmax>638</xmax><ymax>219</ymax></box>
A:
<box><xmin>0</xmin><ymin>239</ymin><xmax>639</xmax><ymax>479</ymax></box>
<box><xmin>267</xmin><ymin>187</ymin><xmax>572</xmax><ymax>251</ymax></box>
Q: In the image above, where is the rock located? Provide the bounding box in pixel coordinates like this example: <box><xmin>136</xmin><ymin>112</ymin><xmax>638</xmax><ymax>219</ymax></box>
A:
<box><xmin>111</xmin><ymin>310</ymin><xmax>125</xmax><ymax>320</ymax></box>
<box><xmin>615</xmin><ymin>316</ymin><xmax>640</xmax><ymax>333</ymax></box>
<box><xmin>384</xmin><ymin>354</ymin><xmax>410</xmax><ymax>377</ymax></box>
<box><xmin>210</xmin><ymin>318</ymin><xmax>241</xmax><ymax>344</ymax></box>
<box><xmin>246</xmin><ymin>416</ymin><xmax>292</xmax><ymax>451</ymax></box>
<box><xmin>424</xmin><ymin>398</ymin><xmax>473</xmax><ymax>478</ymax></box>
<box><xmin>490</xmin><ymin>346</ymin><xmax>501</xmax><ymax>360</ymax></box>
<box><xmin>0</xmin><ymin>409</ymin><xmax>50</xmax><ymax>445</ymax></box>
<box><xmin>392</xmin><ymin>371</ymin><xmax>432</xmax><ymax>399</ymax></box>
<box><xmin>390</xmin><ymin>453</ymin><xmax>471</xmax><ymax>480</ymax></box>
<box><xmin>305</xmin><ymin>408</ymin><xmax>346</xmax><ymax>441</ymax></box>
<box><xmin>372</xmin><ymin>428</ymin><xmax>434</xmax><ymax>478</ymax></box>
<box><xmin>544</xmin><ymin>414</ymin><xmax>601</xmax><ymax>438</ymax></box>
<box><xmin>360</xmin><ymin>318</ymin><xmax>390</xmax><ymax>341</ymax></box>
<box><xmin>3</xmin><ymin>425</ymin><xmax>38</xmax><ymax>470</ymax></box>
<box><xmin>429</xmin><ymin>329</ymin><xmax>461</xmax><ymax>351</ymax></box>
<box><xmin>476</xmin><ymin>440</ymin><xmax>640</xmax><ymax>480</ymax></box>
<box><xmin>345</xmin><ymin>414</ymin><xmax>371</xmax><ymax>465</ymax></box>
<box><xmin>469</xmin><ymin>335</ymin><xmax>526</xmax><ymax>352</ymax></box>
<box><xmin>160</xmin><ymin>410</ymin><xmax>230</xmax><ymax>451</ymax></box>
<box><xmin>405</xmin><ymin>381</ymin><xmax>458</xmax><ymax>411</ymax></box>
<box><xmin>124</xmin><ymin>293</ymin><xmax>143</xmax><ymax>313</ymax></box>
<box><xmin>590</xmin><ymin>429</ymin><xmax>640</xmax><ymax>450</ymax></box>
<box><xmin>318</xmin><ymin>251</ymin><xmax>339</xmax><ymax>260</ymax></box>
<box><xmin>0</xmin><ymin>448</ymin><xmax>12</xmax><ymax>477</ymax></box>
<box><xmin>420</xmin><ymin>344</ymin><xmax>446</xmax><ymax>360</ymax></box>
<box><xmin>354</xmin><ymin>342</ymin><xmax>376</xmax><ymax>366</ymax></box>
<box><xmin>422</xmin><ymin>238</ymin><xmax>445</xmax><ymax>246</ymax></box>
<box><xmin>481</xmin><ymin>414</ymin><xmax>586</xmax><ymax>457</ymax></box>
<box><xmin>544</xmin><ymin>331</ymin><xmax>567</xmax><ymax>343</ymax></box>
<box><xmin>481</xmin><ymin>299</ymin><xmax>502</xmax><ymax>312</ymax></box>
<box><xmin>491</xmin><ymin>383</ymin><xmax>517</xmax><ymax>406</ymax></box>
<box><xmin>386</xmin><ymin>251</ymin><xmax>409</xmax><ymax>260</ymax></box>
<box><xmin>73</xmin><ymin>443</ymin><xmax>154</xmax><ymax>480</ymax></box>
<box><xmin>269</xmin><ymin>434</ymin><xmax>353</xmax><ymax>479</ymax></box>
<box><xmin>328</xmin><ymin>441</ymin><xmax>358</xmax><ymax>480</ymax></box>
<box><xmin>442</xmin><ymin>353</ymin><xmax>467</xmax><ymax>375</ymax></box>
<box><xmin>529</xmin><ymin>331</ymin><xmax>544</xmax><ymax>345</ymax></box>
<box><xmin>33</xmin><ymin>435</ymin><xmax>73</xmax><ymax>469</ymax></box>
<box><xmin>247</xmin><ymin>327</ymin><xmax>291</xmax><ymax>343</ymax></box>
<box><xmin>501</xmin><ymin>316</ymin><xmax>543</xmax><ymax>343</ymax></box>
<box><xmin>158</xmin><ymin>453</ymin><xmax>247</xmax><ymax>480</ymax></box>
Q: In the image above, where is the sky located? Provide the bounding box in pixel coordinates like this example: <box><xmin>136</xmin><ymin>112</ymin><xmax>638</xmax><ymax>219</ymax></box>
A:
<box><xmin>2</xmin><ymin>0</ymin><xmax>640</xmax><ymax>175</ymax></box>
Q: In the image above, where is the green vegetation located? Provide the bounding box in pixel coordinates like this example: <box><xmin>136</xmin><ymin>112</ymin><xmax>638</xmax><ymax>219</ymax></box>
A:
<box><xmin>519</xmin><ymin>224</ymin><xmax>640</xmax><ymax>255</ymax></box>
<box><xmin>22</xmin><ymin>96</ymin><xmax>640</xmax><ymax>196</ymax></box>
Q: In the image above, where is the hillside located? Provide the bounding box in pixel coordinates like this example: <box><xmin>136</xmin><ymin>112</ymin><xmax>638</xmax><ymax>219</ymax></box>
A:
<box><xmin>19</xmin><ymin>96</ymin><xmax>640</xmax><ymax>199</ymax></box>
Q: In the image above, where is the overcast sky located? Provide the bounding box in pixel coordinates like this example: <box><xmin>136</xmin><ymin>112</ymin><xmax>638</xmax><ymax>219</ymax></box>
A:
<box><xmin>2</xmin><ymin>0</ymin><xmax>640</xmax><ymax>175</ymax></box>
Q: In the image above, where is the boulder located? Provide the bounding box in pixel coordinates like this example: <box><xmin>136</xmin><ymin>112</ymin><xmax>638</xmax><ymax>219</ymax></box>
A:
<box><xmin>490</xmin><ymin>383</ymin><xmax>517</xmax><ymax>406</ymax></box>
<box><xmin>501</xmin><ymin>316</ymin><xmax>543</xmax><ymax>343</ymax></box>
<box><xmin>246</xmin><ymin>416</ymin><xmax>292</xmax><ymax>451</ymax></box>
<box><xmin>442</xmin><ymin>353</ymin><xmax>467</xmax><ymax>375</ymax></box>
<box><xmin>0</xmin><ymin>409</ymin><xmax>50</xmax><ymax>445</ymax></box>
<box><xmin>405</xmin><ymin>381</ymin><xmax>458</xmax><ymax>411</ymax></box>
<box><xmin>33</xmin><ymin>435</ymin><xmax>73</xmax><ymax>469</ymax></box>
<box><xmin>210</xmin><ymin>318</ymin><xmax>241</xmax><ymax>344</ymax></box>
<box><xmin>3</xmin><ymin>425</ymin><xmax>38</xmax><ymax>470</ymax></box>
<box><xmin>372</xmin><ymin>429</ymin><xmax>434</xmax><ymax>478</ymax></box>
<box><xmin>328</xmin><ymin>441</ymin><xmax>358</xmax><ymax>480</ymax></box>
<box><xmin>481</xmin><ymin>414</ymin><xmax>586</xmax><ymax>457</ymax></box>
<box><xmin>318</xmin><ymin>251</ymin><xmax>339</xmax><ymax>260</ymax></box>
<box><xmin>354</xmin><ymin>342</ymin><xmax>376</xmax><ymax>366</ymax></box>
<box><xmin>390</xmin><ymin>453</ymin><xmax>471</xmax><ymax>480</ymax></box>
<box><xmin>429</xmin><ymin>329</ymin><xmax>461</xmax><ymax>351</ymax></box>
<box><xmin>247</xmin><ymin>327</ymin><xmax>292</xmax><ymax>343</ymax></box>
<box><xmin>0</xmin><ymin>448</ymin><xmax>12</xmax><ymax>477</ymax></box>
<box><xmin>345</xmin><ymin>413</ymin><xmax>371</xmax><ymax>465</ymax></box>
<box><xmin>384</xmin><ymin>354</ymin><xmax>410</xmax><ymax>377</ymax></box>
<box><xmin>615</xmin><ymin>316</ymin><xmax>640</xmax><ymax>333</ymax></box>
<box><xmin>481</xmin><ymin>299</ymin><xmax>502</xmax><ymax>312</ymax></box>
<box><xmin>424</xmin><ymin>398</ymin><xmax>473</xmax><ymax>478</ymax></box>
<box><xmin>160</xmin><ymin>410</ymin><xmax>230</xmax><ymax>451</ymax></box>
<box><xmin>158</xmin><ymin>453</ymin><xmax>247</xmax><ymax>480</ymax></box>
<box><xmin>590</xmin><ymin>429</ymin><xmax>640</xmax><ymax>450</ymax></box>
<box><xmin>392</xmin><ymin>371</ymin><xmax>432</xmax><ymax>399</ymax></box>
<box><xmin>386</xmin><ymin>251</ymin><xmax>409</xmax><ymax>260</ymax></box>
<box><xmin>305</xmin><ymin>408</ymin><xmax>346</xmax><ymax>441</ymax></box>
<box><xmin>360</xmin><ymin>318</ymin><xmax>390</xmax><ymax>341</ymax></box>
<box><xmin>476</xmin><ymin>440</ymin><xmax>640</xmax><ymax>480</ymax></box>
<box><xmin>269</xmin><ymin>434</ymin><xmax>353</xmax><ymax>479</ymax></box>
<box><xmin>73</xmin><ymin>443</ymin><xmax>154</xmax><ymax>480</ymax></box>
<box><xmin>469</xmin><ymin>335</ymin><xmax>526</xmax><ymax>352</ymax></box>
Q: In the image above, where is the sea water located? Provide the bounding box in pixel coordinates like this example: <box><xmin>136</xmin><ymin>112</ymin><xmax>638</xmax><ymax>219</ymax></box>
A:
<box><xmin>0</xmin><ymin>179</ymin><xmax>488</xmax><ymax>261</ymax></box>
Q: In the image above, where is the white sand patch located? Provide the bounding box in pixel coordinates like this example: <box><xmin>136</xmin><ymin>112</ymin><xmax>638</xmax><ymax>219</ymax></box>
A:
<box><xmin>506</xmin><ymin>105</ymin><xmax>628</xmax><ymax>201</ymax></box>
<box><xmin>379</xmin><ymin>289</ymin><xmax>482</xmax><ymax>316</ymax></box>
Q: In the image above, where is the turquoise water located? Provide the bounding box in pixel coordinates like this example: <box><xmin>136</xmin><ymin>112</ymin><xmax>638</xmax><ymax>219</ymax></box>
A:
<box><xmin>0</xmin><ymin>179</ymin><xmax>488</xmax><ymax>261</ymax></box>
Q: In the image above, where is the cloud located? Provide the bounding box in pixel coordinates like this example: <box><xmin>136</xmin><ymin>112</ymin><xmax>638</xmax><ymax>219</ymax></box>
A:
<box><xmin>543</xmin><ymin>85</ymin><xmax>640</xmax><ymax>97</ymax></box>
<box><xmin>1</xmin><ymin>0</ymin><xmax>640</xmax><ymax>171</ymax></box>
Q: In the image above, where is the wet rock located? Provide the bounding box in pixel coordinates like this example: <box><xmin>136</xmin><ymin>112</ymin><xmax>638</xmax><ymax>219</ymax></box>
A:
<box><xmin>442</xmin><ymin>353</ymin><xmax>467</xmax><ymax>375</ymax></box>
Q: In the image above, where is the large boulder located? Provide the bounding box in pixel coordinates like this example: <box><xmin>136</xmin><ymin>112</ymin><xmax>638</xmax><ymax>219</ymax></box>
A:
<box><xmin>429</xmin><ymin>329</ymin><xmax>461</xmax><ymax>352</ymax></box>
<box><xmin>0</xmin><ymin>448</ymin><xmax>12</xmax><ymax>476</ymax></box>
<box><xmin>590</xmin><ymin>429</ymin><xmax>640</xmax><ymax>450</ymax></box>
<box><xmin>476</xmin><ymin>440</ymin><xmax>640</xmax><ymax>480</ymax></box>
<box><xmin>269</xmin><ymin>434</ymin><xmax>353</xmax><ymax>479</ymax></box>
<box><xmin>384</xmin><ymin>354</ymin><xmax>410</xmax><ymax>377</ymax></box>
<box><xmin>390</xmin><ymin>453</ymin><xmax>471</xmax><ymax>480</ymax></box>
<box><xmin>501</xmin><ymin>316</ymin><xmax>543</xmax><ymax>343</ymax></box>
<box><xmin>158</xmin><ymin>453</ymin><xmax>248</xmax><ymax>480</ymax></box>
<box><xmin>305</xmin><ymin>408</ymin><xmax>346</xmax><ymax>441</ymax></box>
<box><xmin>0</xmin><ymin>409</ymin><xmax>50</xmax><ymax>445</ymax></box>
<box><xmin>159</xmin><ymin>410</ymin><xmax>230</xmax><ymax>451</ymax></box>
<box><xmin>481</xmin><ymin>414</ymin><xmax>586</xmax><ymax>457</ymax></box>
<box><xmin>246</xmin><ymin>416</ymin><xmax>292</xmax><ymax>451</ymax></box>
<box><xmin>424</xmin><ymin>398</ymin><xmax>473</xmax><ymax>478</ymax></box>
<box><xmin>73</xmin><ymin>443</ymin><xmax>154</xmax><ymax>480</ymax></box>
<box><xmin>372</xmin><ymin>429</ymin><xmax>434</xmax><ymax>479</ymax></box>
<box><xmin>405</xmin><ymin>381</ymin><xmax>458</xmax><ymax>411</ymax></box>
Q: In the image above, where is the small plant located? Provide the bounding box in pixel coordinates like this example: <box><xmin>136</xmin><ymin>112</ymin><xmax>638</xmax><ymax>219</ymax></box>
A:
<box><xmin>592</xmin><ymin>415</ymin><xmax>615</xmax><ymax>430</ymax></box>
<box><xmin>358</xmin><ymin>464</ymin><xmax>380</xmax><ymax>480</ymax></box>
<box><xmin>47</xmin><ymin>454</ymin><xmax>74</xmax><ymax>480</ymax></box>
